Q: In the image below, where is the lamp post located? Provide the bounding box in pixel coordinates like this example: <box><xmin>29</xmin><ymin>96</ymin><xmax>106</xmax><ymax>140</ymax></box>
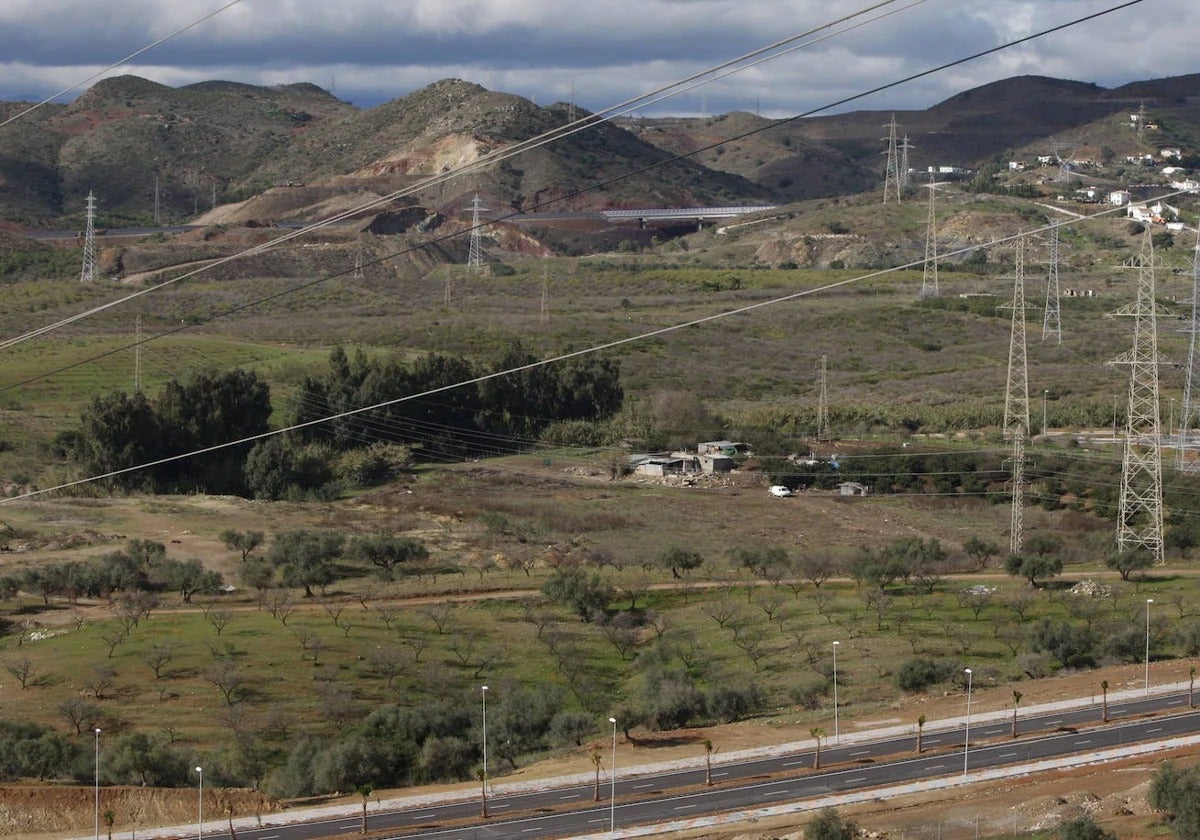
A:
<box><xmin>195</xmin><ymin>766</ymin><xmax>203</xmax><ymax>840</ymax></box>
<box><xmin>962</xmin><ymin>668</ymin><xmax>973</xmax><ymax>777</ymax></box>
<box><xmin>609</xmin><ymin>717</ymin><xmax>617</xmax><ymax>833</ymax></box>
<box><xmin>1043</xmin><ymin>390</ymin><xmax>1049</xmax><ymax>437</ymax></box>
<box><xmin>93</xmin><ymin>727</ymin><xmax>101</xmax><ymax>840</ymax></box>
<box><xmin>831</xmin><ymin>641</ymin><xmax>840</xmax><ymax>744</ymax></box>
<box><xmin>1145</xmin><ymin>599</ymin><xmax>1154</xmax><ymax>694</ymax></box>
<box><xmin>481</xmin><ymin>685</ymin><xmax>489</xmax><ymax>817</ymax></box>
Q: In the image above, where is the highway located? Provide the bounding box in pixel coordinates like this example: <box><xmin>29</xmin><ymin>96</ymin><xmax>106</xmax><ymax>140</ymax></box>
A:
<box><xmin>178</xmin><ymin>691</ymin><xmax>1197</xmax><ymax>840</ymax></box>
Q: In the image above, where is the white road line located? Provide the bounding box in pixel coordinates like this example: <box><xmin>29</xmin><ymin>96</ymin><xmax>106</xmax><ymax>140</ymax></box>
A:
<box><xmin>998</xmin><ymin>752</ymin><xmax>1018</xmax><ymax>758</ymax></box>
<box><xmin>674</xmin><ymin>804</ymin><xmax>697</xmax><ymax>811</ymax></box>
<box><xmin>522</xmin><ymin>827</ymin><xmax>541</xmax><ymax>833</ymax></box>
<box><xmin>1168</xmin><ymin>699</ymin><xmax>1184</xmax><ymax>705</ymax></box>
<box><xmin>1076</xmin><ymin>739</ymin><xmax>1092</xmax><ymax>745</ymax></box>
<box><xmin>634</xmin><ymin>783</ymin><xmax>655</xmax><ymax>789</ymax></box>
<box><xmin>846</xmin><ymin>777</ymin><xmax>867</xmax><ymax>783</ymax></box>
<box><xmin>559</xmin><ymin>794</ymin><xmax>579</xmax><ymax>800</ymax></box>
<box><xmin>928</xmin><ymin>763</ymin><xmax>946</xmax><ymax>770</ymax></box>
<box><xmin>1046</xmin><ymin>719</ymin><xmax>1063</xmax><ymax>725</ymax></box>
<box><xmin>712</xmin><ymin>771</ymin><xmax>729</xmax><ymax>777</ymax></box>
<box><xmin>1149</xmin><ymin>727</ymin><xmax>1163</xmax><ymax>733</ymax></box>
<box><xmin>782</xmin><ymin>760</ymin><xmax>806</xmax><ymax>767</ymax></box>
<box><xmin>491</xmin><ymin>804</ymin><xmax>511</xmax><ymax>810</ymax></box>
<box><xmin>849</xmin><ymin>750</ymin><xmax>870</xmax><ymax>756</ymax></box>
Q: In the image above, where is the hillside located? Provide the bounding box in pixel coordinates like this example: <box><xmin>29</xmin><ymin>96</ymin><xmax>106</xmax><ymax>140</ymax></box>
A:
<box><xmin>624</xmin><ymin>74</ymin><xmax>1200</xmax><ymax>201</ymax></box>
<box><xmin>0</xmin><ymin>76</ymin><xmax>356</xmax><ymax>225</ymax></box>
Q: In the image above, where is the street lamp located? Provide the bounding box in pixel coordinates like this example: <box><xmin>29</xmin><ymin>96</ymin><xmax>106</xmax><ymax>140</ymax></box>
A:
<box><xmin>1043</xmin><ymin>390</ymin><xmax>1049</xmax><ymax>437</ymax></box>
<box><xmin>93</xmin><ymin>727</ymin><xmax>101</xmax><ymax>840</ymax></box>
<box><xmin>831</xmin><ymin>641</ymin><xmax>840</xmax><ymax>744</ymax></box>
<box><xmin>962</xmin><ymin>668</ymin><xmax>973</xmax><ymax>777</ymax></box>
<box><xmin>195</xmin><ymin>766</ymin><xmax>203</xmax><ymax>840</ymax></box>
<box><xmin>481</xmin><ymin>685</ymin><xmax>489</xmax><ymax>817</ymax></box>
<box><xmin>609</xmin><ymin>717</ymin><xmax>617</xmax><ymax>832</ymax></box>
<box><xmin>1145</xmin><ymin>599</ymin><xmax>1154</xmax><ymax>694</ymax></box>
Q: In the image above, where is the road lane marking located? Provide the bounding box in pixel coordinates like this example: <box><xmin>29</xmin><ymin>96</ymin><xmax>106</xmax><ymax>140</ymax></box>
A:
<box><xmin>1076</xmin><ymin>739</ymin><xmax>1092</xmax><ymax>745</ymax></box>
<box><xmin>1148</xmin><ymin>727</ymin><xmax>1163</xmax><ymax>733</ymax></box>
<box><xmin>635</xmin><ymin>783</ymin><xmax>655</xmax><ymax>789</ymax></box>
<box><xmin>674</xmin><ymin>804</ymin><xmax>697</xmax><ymax>811</ymax></box>
<box><xmin>559</xmin><ymin>794</ymin><xmax>579</xmax><ymax>800</ymax></box>
<box><xmin>846</xmin><ymin>777</ymin><xmax>867</xmax><ymax>783</ymax></box>
<box><xmin>850</xmin><ymin>750</ymin><xmax>870</xmax><ymax>756</ymax></box>
<box><xmin>712</xmin><ymin>772</ymin><xmax>729</xmax><ymax>777</ymax></box>
<box><xmin>782</xmin><ymin>760</ymin><xmax>806</xmax><ymax>767</ymax></box>
<box><xmin>999</xmin><ymin>752</ymin><xmax>1018</xmax><ymax>758</ymax></box>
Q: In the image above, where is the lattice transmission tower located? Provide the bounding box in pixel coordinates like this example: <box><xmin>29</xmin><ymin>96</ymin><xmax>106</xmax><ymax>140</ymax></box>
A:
<box><xmin>881</xmin><ymin>115</ymin><xmax>902</xmax><ymax>204</ymax></box>
<box><xmin>815</xmin><ymin>355</ymin><xmax>831</xmax><ymax>441</ymax></box>
<box><xmin>1042</xmin><ymin>225</ymin><xmax>1062</xmax><ymax>343</ymax></box>
<box><xmin>899</xmin><ymin>135</ymin><xmax>914</xmax><ymax>189</ymax></box>
<box><xmin>920</xmin><ymin>175</ymin><xmax>940</xmax><ymax>299</ymax></box>
<box><xmin>1108</xmin><ymin>229</ymin><xmax>1165</xmax><ymax>563</ymax></box>
<box><xmin>80</xmin><ymin>191</ymin><xmax>97</xmax><ymax>283</ymax></box>
<box><xmin>1001</xmin><ymin>237</ymin><xmax>1032</xmax><ymax>554</ymax></box>
<box><xmin>467</xmin><ymin>194</ymin><xmax>488</xmax><ymax>273</ymax></box>
<box><xmin>1177</xmin><ymin>226</ymin><xmax>1200</xmax><ymax>473</ymax></box>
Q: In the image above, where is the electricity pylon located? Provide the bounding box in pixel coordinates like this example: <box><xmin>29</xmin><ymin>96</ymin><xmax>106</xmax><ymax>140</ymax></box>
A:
<box><xmin>1108</xmin><ymin>229</ymin><xmax>1165</xmax><ymax>564</ymax></box>
<box><xmin>80</xmin><ymin>191</ymin><xmax>97</xmax><ymax>283</ymax></box>
<box><xmin>1001</xmin><ymin>237</ymin><xmax>1032</xmax><ymax>554</ymax></box>
<box><xmin>881</xmin><ymin>115</ymin><xmax>902</xmax><ymax>205</ymax></box>
<box><xmin>467</xmin><ymin>194</ymin><xmax>487</xmax><ymax>273</ymax></box>
<box><xmin>920</xmin><ymin>175</ymin><xmax>940</xmax><ymax>299</ymax></box>
<box><xmin>353</xmin><ymin>246</ymin><xmax>365</xmax><ymax>278</ymax></box>
<box><xmin>815</xmin><ymin>355</ymin><xmax>831</xmax><ymax>441</ymax></box>
<box><xmin>1042</xmin><ymin>225</ymin><xmax>1062</xmax><ymax>343</ymax></box>
<box><xmin>899</xmin><ymin>134</ymin><xmax>914</xmax><ymax>190</ymax></box>
<box><xmin>1001</xmin><ymin>237</ymin><xmax>1031</xmax><ymax>441</ymax></box>
<box><xmin>1177</xmin><ymin>226</ymin><xmax>1200</xmax><ymax>473</ymax></box>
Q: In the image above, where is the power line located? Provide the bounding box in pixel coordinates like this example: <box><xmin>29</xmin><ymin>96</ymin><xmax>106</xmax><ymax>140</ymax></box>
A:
<box><xmin>0</xmin><ymin>0</ymin><xmax>918</xmax><ymax>354</ymax></box>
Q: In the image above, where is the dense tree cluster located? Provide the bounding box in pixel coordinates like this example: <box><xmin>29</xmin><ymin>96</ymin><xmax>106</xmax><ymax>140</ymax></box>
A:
<box><xmin>292</xmin><ymin>345</ymin><xmax>623</xmax><ymax>461</ymax></box>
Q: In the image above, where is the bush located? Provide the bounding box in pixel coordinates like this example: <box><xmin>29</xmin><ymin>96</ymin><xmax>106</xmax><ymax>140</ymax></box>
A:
<box><xmin>896</xmin><ymin>656</ymin><xmax>958</xmax><ymax>692</ymax></box>
<box><xmin>335</xmin><ymin>443</ymin><xmax>413</xmax><ymax>487</ymax></box>
<box><xmin>707</xmin><ymin>683</ymin><xmax>766</xmax><ymax>723</ymax></box>
<box><xmin>789</xmin><ymin>677</ymin><xmax>830</xmax><ymax>710</ymax></box>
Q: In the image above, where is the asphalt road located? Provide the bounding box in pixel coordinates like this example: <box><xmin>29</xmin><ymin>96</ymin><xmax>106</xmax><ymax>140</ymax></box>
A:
<box><xmin>179</xmin><ymin>691</ymin><xmax>1197</xmax><ymax>840</ymax></box>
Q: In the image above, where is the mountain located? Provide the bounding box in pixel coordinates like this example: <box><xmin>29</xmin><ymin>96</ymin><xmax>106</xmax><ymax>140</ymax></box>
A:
<box><xmin>0</xmin><ymin>75</ymin><xmax>355</xmax><ymax>225</ymax></box>
<box><xmin>623</xmin><ymin>74</ymin><xmax>1200</xmax><ymax>201</ymax></box>
<box><xmin>1</xmin><ymin>73</ymin><xmax>1199</xmax><ymax>229</ymax></box>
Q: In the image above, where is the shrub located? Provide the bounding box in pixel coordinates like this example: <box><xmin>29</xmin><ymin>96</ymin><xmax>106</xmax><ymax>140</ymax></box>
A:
<box><xmin>896</xmin><ymin>656</ymin><xmax>958</xmax><ymax>692</ymax></box>
<box><xmin>707</xmin><ymin>683</ymin><xmax>766</xmax><ymax>723</ymax></box>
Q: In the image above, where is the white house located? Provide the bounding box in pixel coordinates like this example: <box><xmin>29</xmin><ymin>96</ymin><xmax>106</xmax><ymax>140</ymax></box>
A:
<box><xmin>1108</xmin><ymin>190</ymin><xmax>1131</xmax><ymax>206</ymax></box>
<box><xmin>1161</xmin><ymin>147</ymin><xmax>1183</xmax><ymax>160</ymax></box>
<box><xmin>1170</xmin><ymin>179</ymin><xmax>1200</xmax><ymax>194</ymax></box>
<box><xmin>1008</xmin><ymin>161</ymin><xmax>1026</xmax><ymax>171</ymax></box>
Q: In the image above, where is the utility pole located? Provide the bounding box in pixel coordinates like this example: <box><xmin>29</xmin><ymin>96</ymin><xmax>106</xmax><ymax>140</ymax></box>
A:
<box><xmin>1178</xmin><ymin>226</ymin><xmax>1200</xmax><ymax>473</ymax></box>
<box><xmin>920</xmin><ymin>175</ymin><xmax>939</xmax><ymax>298</ymax></box>
<box><xmin>540</xmin><ymin>265</ymin><xmax>550</xmax><ymax>325</ymax></box>
<box><xmin>1001</xmin><ymin>237</ymin><xmax>1032</xmax><ymax>554</ymax></box>
<box><xmin>80</xmin><ymin>191</ymin><xmax>97</xmax><ymax>283</ymax></box>
<box><xmin>881</xmin><ymin>115</ymin><xmax>902</xmax><ymax>205</ymax></box>
<box><xmin>353</xmin><ymin>246</ymin><xmax>365</xmax><ymax>278</ymax></box>
<box><xmin>1109</xmin><ymin>229</ymin><xmax>1165</xmax><ymax>564</ymax></box>
<box><xmin>815</xmin><ymin>355</ymin><xmax>831</xmax><ymax>442</ymax></box>
<box><xmin>1042</xmin><ymin>224</ymin><xmax>1062</xmax><ymax>343</ymax></box>
<box><xmin>467</xmin><ymin>194</ymin><xmax>487</xmax><ymax>273</ymax></box>
<box><xmin>1135</xmin><ymin>100</ymin><xmax>1147</xmax><ymax>142</ymax></box>
<box><xmin>134</xmin><ymin>315</ymin><xmax>142</xmax><ymax>393</ymax></box>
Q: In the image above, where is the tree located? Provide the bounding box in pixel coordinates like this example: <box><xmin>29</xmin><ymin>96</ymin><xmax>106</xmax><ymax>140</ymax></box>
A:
<box><xmin>703</xmin><ymin>738</ymin><xmax>715</xmax><ymax>786</ymax></box>
<box><xmin>1005</xmin><ymin>553</ymin><xmax>1062</xmax><ymax>587</ymax></box>
<box><xmin>347</xmin><ymin>535</ymin><xmax>429</xmax><ymax>582</ymax></box>
<box><xmin>357</xmin><ymin>782</ymin><xmax>374</xmax><ymax>834</ymax></box>
<box><xmin>658</xmin><ymin>547</ymin><xmax>702</xmax><ymax>579</ymax></box>
<box><xmin>57</xmin><ymin>696</ymin><xmax>101</xmax><ymax>736</ymax></box>
<box><xmin>810</xmin><ymin>727</ymin><xmax>824</xmax><ymax>769</ymax></box>
<box><xmin>105</xmin><ymin>732</ymin><xmax>189</xmax><ymax>786</ymax></box>
<box><xmin>962</xmin><ymin>536</ymin><xmax>1000</xmax><ymax>571</ymax></box>
<box><xmin>268</xmin><ymin>530</ymin><xmax>345</xmax><ymax>598</ymax></box>
<box><xmin>1057</xmin><ymin>815</ymin><xmax>1116</xmax><ymax>840</ymax></box>
<box><xmin>1011</xmin><ymin>690</ymin><xmax>1023</xmax><ymax>738</ymax></box>
<box><xmin>244</xmin><ymin>435</ymin><xmax>332</xmax><ymax>501</ymax></box>
<box><xmin>590</xmin><ymin>750</ymin><xmax>603</xmax><ymax>801</ymax></box>
<box><xmin>915</xmin><ymin>714</ymin><xmax>926</xmax><ymax>753</ymax></box>
<box><xmin>1106</xmin><ymin>547</ymin><xmax>1154</xmax><ymax>582</ymax></box>
<box><xmin>1032</xmin><ymin>619</ymin><xmax>1096</xmax><ymax>669</ymax></box>
<box><xmin>806</xmin><ymin>807</ymin><xmax>858</xmax><ymax>840</ymax></box>
<box><xmin>1151</xmin><ymin>761</ymin><xmax>1200</xmax><ymax>839</ymax></box>
<box><xmin>159</xmin><ymin>558</ymin><xmax>222</xmax><ymax>603</ymax></box>
<box><xmin>5</xmin><ymin>656</ymin><xmax>47</xmax><ymax>689</ymax></box>
<box><xmin>72</xmin><ymin>390</ymin><xmax>162</xmax><ymax>491</ymax></box>
<box><xmin>1101</xmin><ymin>679</ymin><xmax>1109</xmax><ymax>722</ymax></box>
<box><xmin>220</xmin><ymin>530</ymin><xmax>265</xmax><ymax>562</ymax></box>
<box><xmin>541</xmin><ymin>568</ymin><xmax>613</xmax><ymax>622</ymax></box>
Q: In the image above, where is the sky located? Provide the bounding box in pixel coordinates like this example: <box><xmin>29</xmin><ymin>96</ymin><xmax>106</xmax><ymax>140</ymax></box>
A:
<box><xmin>0</xmin><ymin>0</ymin><xmax>1195</xmax><ymax>118</ymax></box>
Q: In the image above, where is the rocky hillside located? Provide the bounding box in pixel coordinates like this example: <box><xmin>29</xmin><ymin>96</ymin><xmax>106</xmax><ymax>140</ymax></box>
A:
<box><xmin>0</xmin><ymin>76</ymin><xmax>355</xmax><ymax>225</ymax></box>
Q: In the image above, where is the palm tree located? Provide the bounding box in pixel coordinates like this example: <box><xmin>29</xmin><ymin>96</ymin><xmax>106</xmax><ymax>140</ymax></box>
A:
<box><xmin>1101</xmin><ymin>680</ymin><xmax>1109</xmax><ymax>723</ymax></box>
<box><xmin>590</xmin><ymin>750</ymin><xmax>603</xmax><ymax>801</ymax></box>
<box><xmin>916</xmin><ymin>714</ymin><xmax>926</xmax><ymax>754</ymax></box>
<box><xmin>1011</xmin><ymin>690</ymin><xmax>1023</xmax><ymax>738</ymax></box>
<box><xmin>357</xmin><ymin>783</ymin><xmax>374</xmax><ymax>834</ymax></box>
<box><xmin>703</xmin><ymin>739</ymin><xmax>715</xmax><ymax>786</ymax></box>
<box><xmin>811</xmin><ymin>727</ymin><xmax>825</xmax><ymax>769</ymax></box>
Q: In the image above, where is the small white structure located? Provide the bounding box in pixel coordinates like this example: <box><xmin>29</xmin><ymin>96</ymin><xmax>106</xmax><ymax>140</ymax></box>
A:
<box><xmin>1108</xmin><ymin>190</ymin><xmax>1131</xmax><ymax>206</ymax></box>
<box><xmin>1170</xmin><ymin>179</ymin><xmax>1200</xmax><ymax>194</ymax></box>
<box><xmin>838</xmin><ymin>481</ymin><xmax>870</xmax><ymax>497</ymax></box>
<box><xmin>1008</xmin><ymin>161</ymin><xmax>1026</xmax><ymax>171</ymax></box>
<box><xmin>1037</xmin><ymin>155</ymin><xmax>1054</xmax><ymax>165</ymax></box>
<box><xmin>1161</xmin><ymin>147</ymin><xmax>1183</xmax><ymax>160</ymax></box>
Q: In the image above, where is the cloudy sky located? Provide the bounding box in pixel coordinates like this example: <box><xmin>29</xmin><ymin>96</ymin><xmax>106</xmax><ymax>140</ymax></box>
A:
<box><xmin>0</xmin><ymin>0</ymin><xmax>1195</xmax><ymax>117</ymax></box>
